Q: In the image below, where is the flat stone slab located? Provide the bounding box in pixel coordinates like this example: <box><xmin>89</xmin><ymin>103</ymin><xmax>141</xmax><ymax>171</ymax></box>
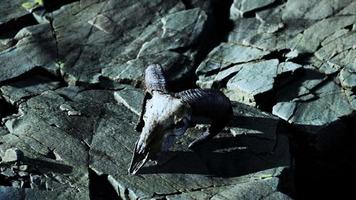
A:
<box><xmin>231</xmin><ymin>0</ymin><xmax>276</xmax><ymax>16</ymax></box>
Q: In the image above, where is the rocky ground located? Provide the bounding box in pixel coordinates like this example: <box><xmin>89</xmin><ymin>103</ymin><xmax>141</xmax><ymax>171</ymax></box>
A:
<box><xmin>0</xmin><ymin>0</ymin><xmax>355</xmax><ymax>199</ymax></box>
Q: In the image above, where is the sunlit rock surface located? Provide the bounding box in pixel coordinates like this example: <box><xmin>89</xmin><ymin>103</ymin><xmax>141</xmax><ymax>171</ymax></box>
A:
<box><xmin>0</xmin><ymin>0</ymin><xmax>355</xmax><ymax>199</ymax></box>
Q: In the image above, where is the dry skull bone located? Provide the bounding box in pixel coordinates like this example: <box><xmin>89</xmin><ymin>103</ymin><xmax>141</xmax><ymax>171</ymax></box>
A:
<box><xmin>129</xmin><ymin>64</ymin><xmax>233</xmax><ymax>175</ymax></box>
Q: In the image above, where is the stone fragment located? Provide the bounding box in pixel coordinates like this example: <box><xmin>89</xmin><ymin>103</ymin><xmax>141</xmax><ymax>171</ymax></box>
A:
<box><xmin>282</xmin><ymin>0</ymin><xmax>354</xmax><ymax>21</ymax></box>
<box><xmin>51</xmin><ymin>0</ymin><xmax>189</xmax><ymax>85</ymax></box>
<box><xmin>277</xmin><ymin>62</ymin><xmax>302</xmax><ymax>74</ymax></box>
<box><xmin>230</xmin><ymin>0</ymin><xmax>276</xmax><ymax>17</ymax></box>
<box><xmin>138</xmin><ymin>8</ymin><xmax>207</xmax><ymax>56</ymax></box>
<box><xmin>114</xmin><ymin>87</ymin><xmax>144</xmax><ymax>116</ymax></box>
<box><xmin>0</xmin><ymin>73</ymin><xmax>62</xmax><ymax>104</ymax></box>
<box><xmin>1</xmin><ymin>168</ymin><xmax>16</xmax><ymax>177</ymax></box>
<box><xmin>339</xmin><ymin>65</ymin><xmax>356</xmax><ymax>89</ymax></box>
<box><xmin>226</xmin><ymin>59</ymin><xmax>279</xmax><ymax>104</ymax></box>
<box><xmin>88</xmin><ymin>14</ymin><xmax>116</xmax><ymax>34</ymax></box>
<box><xmin>0</xmin><ymin>0</ymin><xmax>30</xmax><ymax>27</ymax></box>
<box><xmin>0</xmin><ymin>23</ymin><xmax>57</xmax><ymax>82</ymax></box>
<box><xmin>273</xmin><ymin>81</ymin><xmax>354</xmax><ymax>133</ymax></box>
<box><xmin>292</xmin><ymin>15</ymin><xmax>356</xmax><ymax>53</ymax></box>
<box><xmin>196</xmin><ymin>43</ymin><xmax>270</xmax><ymax>75</ymax></box>
<box><xmin>1</xmin><ymin>148</ymin><xmax>24</xmax><ymax>163</ymax></box>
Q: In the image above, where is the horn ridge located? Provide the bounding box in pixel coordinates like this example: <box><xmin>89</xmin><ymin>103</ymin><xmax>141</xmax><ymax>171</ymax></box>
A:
<box><xmin>144</xmin><ymin>64</ymin><xmax>168</xmax><ymax>93</ymax></box>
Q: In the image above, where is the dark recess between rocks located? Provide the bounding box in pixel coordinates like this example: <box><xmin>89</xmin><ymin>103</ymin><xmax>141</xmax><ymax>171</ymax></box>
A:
<box><xmin>88</xmin><ymin>169</ymin><xmax>120</xmax><ymax>200</ymax></box>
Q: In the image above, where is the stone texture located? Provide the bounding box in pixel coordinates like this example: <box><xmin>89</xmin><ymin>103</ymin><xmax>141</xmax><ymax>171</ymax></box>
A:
<box><xmin>0</xmin><ymin>23</ymin><xmax>58</xmax><ymax>82</ymax></box>
<box><xmin>0</xmin><ymin>0</ymin><xmax>28</xmax><ymax>26</ymax></box>
<box><xmin>230</xmin><ymin>0</ymin><xmax>276</xmax><ymax>17</ymax></box>
<box><xmin>1</xmin><ymin>0</ymin><xmax>355</xmax><ymax>199</ymax></box>
<box><xmin>196</xmin><ymin>43</ymin><xmax>270</xmax><ymax>75</ymax></box>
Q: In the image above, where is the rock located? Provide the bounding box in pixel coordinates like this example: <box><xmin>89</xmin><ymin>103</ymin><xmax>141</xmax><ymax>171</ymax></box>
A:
<box><xmin>0</xmin><ymin>0</ymin><xmax>30</xmax><ymax>27</ymax></box>
<box><xmin>1</xmin><ymin>148</ymin><xmax>24</xmax><ymax>163</ymax></box>
<box><xmin>292</xmin><ymin>15</ymin><xmax>356</xmax><ymax>53</ymax></box>
<box><xmin>273</xmin><ymin>80</ymin><xmax>354</xmax><ymax>133</ymax></box>
<box><xmin>196</xmin><ymin>43</ymin><xmax>270</xmax><ymax>75</ymax></box>
<box><xmin>230</xmin><ymin>0</ymin><xmax>276</xmax><ymax>17</ymax></box>
<box><xmin>137</xmin><ymin>8</ymin><xmax>207</xmax><ymax>56</ymax></box>
<box><xmin>114</xmin><ymin>87</ymin><xmax>144</xmax><ymax>116</ymax></box>
<box><xmin>51</xmin><ymin>0</ymin><xmax>196</xmax><ymax>85</ymax></box>
<box><xmin>167</xmin><ymin>167</ymin><xmax>292</xmax><ymax>200</ymax></box>
<box><xmin>0</xmin><ymin>23</ymin><xmax>58</xmax><ymax>83</ymax></box>
<box><xmin>0</xmin><ymin>89</ymin><xmax>120</xmax><ymax>198</ymax></box>
<box><xmin>0</xmin><ymin>72</ymin><xmax>63</xmax><ymax>104</ymax></box>
<box><xmin>339</xmin><ymin>65</ymin><xmax>356</xmax><ymax>89</ymax></box>
<box><xmin>1</xmin><ymin>168</ymin><xmax>16</xmax><ymax>177</ymax></box>
<box><xmin>225</xmin><ymin>59</ymin><xmax>279</xmax><ymax>105</ymax></box>
<box><xmin>101</xmin><ymin>51</ymin><xmax>191</xmax><ymax>86</ymax></box>
<box><xmin>282</xmin><ymin>0</ymin><xmax>354</xmax><ymax>21</ymax></box>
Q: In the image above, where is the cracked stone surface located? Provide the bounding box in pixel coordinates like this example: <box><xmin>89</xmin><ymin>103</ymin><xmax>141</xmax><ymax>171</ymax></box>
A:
<box><xmin>1</xmin><ymin>0</ymin><xmax>355</xmax><ymax>199</ymax></box>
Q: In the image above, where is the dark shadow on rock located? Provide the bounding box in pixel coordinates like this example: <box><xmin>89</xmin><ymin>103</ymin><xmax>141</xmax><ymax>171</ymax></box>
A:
<box><xmin>23</xmin><ymin>157</ymin><xmax>73</xmax><ymax>174</ymax></box>
<box><xmin>255</xmin><ymin>68</ymin><xmax>326</xmax><ymax>112</ymax></box>
<box><xmin>0</xmin><ymin>67</ymin><xmax>66</xmax><ymax>88</ymax></box>
<box><xmin>139</xmin><ymin>129</ymin><xmax>289</xmax><ymax>178</ymax></box>
<box><xmin>89</xmin><ymin>168</ymin><xmax>120</xmax><ymax>200</ymax></box>
<box><xmin>287</xmin><ymin>115</ymin><xmax>356</xmax><ymax>199</ymax></box>
<box><xmin>0</xmin><ymin>14</ymin><xmax>38</xmax><ymax>39</ymax></box>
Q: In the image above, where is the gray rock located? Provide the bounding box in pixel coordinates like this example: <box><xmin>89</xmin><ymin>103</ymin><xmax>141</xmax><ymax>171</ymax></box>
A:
<box><xmin>114</xmin><ymin>87</ymin><xmax>144</xmax><ymax>116</ymax></box>
<box><xmin>167</xmin><ymin>168</ymin><xmax>292</xmax><ymax>200</ymax></box>
<box><xmin>1</xmin><ymin>168</ymin><xmax>16</xmax><ymax>177</ymax></box>
<box><xmin>196</xmin><ymin>43</ymin><xmax>270</xmax><ymax>75</ymax></box>
<box><xmin>0</xmin><ymin>73</ymin><xmax>62</xmax><ymax>104</ymax></box>
<box><xmin>50</xmin><ymin>0</ymin><xmax>199</xmax><ymax>85</ymax></box>
<box><xmin>226</xmin><ymin>59</ymin><xmax>279</xmax><ymax>105</ymax></box>
<box><xmin>339</xmin><ymin>65</ymin><xmax>356</xmax><ymax>89</ymax></box>
<box><xmin>292</xmin><ymin>15</ymin><xmax>356</xmax><ymax>53</ymax></box>
<box><xmin>102</xmin><ymin>51</ymin><xmax>191</xmax><ymax>86</ymax></box>
<box><xmin>282</xmin><ymin>0</ymin><xmax>354</xmax><ymax>21</ymax></box>
<box><xmin>1</xmin><ymin>148</ymin><xmax>24</xmax><ymax>163</ymax></box>
<box><xmin>137</xmin><ymin>8</ymin><xmax>207</xmax><ymax>56</ymax></box>
<box><xmin>0</xmin><ymin>89</ymin><xmax>120</xmax><ymax>198</ymax></box>
<box><xmin>273</xmin><ymin>80</ymin><xmax>354</xmax><ymax>133</ymax></box>
<box><xmin>0</xmin><ymin>0</ymin><xmax>29</xmax><ymax>27</ymax></box>
<box><xmin>230</xmin><ymin>0</ymin><xmax>276</xmax><ymax>17</ymax></box>
<box><xmin>0</xmin><ymin>24</ymin><xmax>58</xmax><ymax>82</ymax></box>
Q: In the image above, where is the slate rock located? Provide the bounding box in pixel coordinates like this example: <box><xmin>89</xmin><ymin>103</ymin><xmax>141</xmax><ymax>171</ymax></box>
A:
<box><xmin>292</xmin><ymin>15</ymin><xmax>356</xmax><ymax>53</ymax></box>
<box><xmin>51</xmin><ymin>0</ymin><xmax>197</xmax><ymax>85</ymax></box>
<box><xmin>0</xmin><ymin>89</ymin><xmax>119</xmax><ymax>198</ymax></box>
<box><xmin>230</xmin><ymin>0</ymin><xmax>276</xmax><ymax>17</ymax></box>
<box><xmin>225</xmin><ymin>59</ymin><xmax>279</xmax><ymax>105</ymax></box>
<box><xmin>114</xmin><ymin>86</ymin><xmax>144</xmax><ymax>116</ymax></box>
<box><xmin>339</xmin><ymin>65</ymin><xmax>356</xmax><ymax>89</ymax></box>
<box><xmin>137</xmin><ymin>8</ymin><xmax>207</xmax><ymax>56</ymax></box>
<box><xmin>0</xmin><ymin>73</ymin><xmax>62</xmax><ymax>104</ymax></box>
<box><xmin>167</xmin><ymin>167</ymin><xmax>292</xmax><ymax>200</ymax></box>
<box><xmin>272</xmin><ymin>80</ymin><xmax>355</xmax><ymax>133</ymax></box>
<box><xmin>1</xmin><ymin>148</ymin><xmax>24</xmax><ymax>163</ymax></box>
<box><xmin>282</xmin><ymin>0</ymin><xmax>354</xmax><ymax>21</ymax></box>
<box><xmin>0</xmin><ymin>0</ymin><xmax>29</xmax><ymax>27</ymax></box>
<box><xmin>196</xmin><ymin>43</ymin><xmax>270</xmax><ymax>75</ymax></box>
<box><xmin>0</xmin><ymin>23</ymin><xmax>57</xmax><ymax>82</ymax></box>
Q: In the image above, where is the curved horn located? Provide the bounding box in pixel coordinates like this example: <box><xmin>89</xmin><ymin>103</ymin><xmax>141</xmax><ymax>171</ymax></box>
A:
<box><xmin>175</xmin><ymin>89</ymin><xmax>231</xmax><ymax>108</ymax></box>
<box><xmin>145</xmin><ymin>64</ymin><xmax>168</xmax><ymax>94</ymax></box>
